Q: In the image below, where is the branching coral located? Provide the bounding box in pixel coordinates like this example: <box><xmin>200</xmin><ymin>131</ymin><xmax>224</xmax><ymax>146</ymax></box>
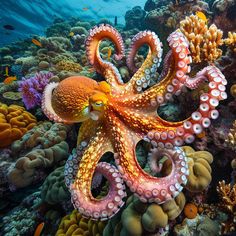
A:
<box><xmin>0</xmin><ymin>103</ymin><xmax>37</xmax><ymax>148</ymax></box>
<box><xmin>18</xmin><ymin>71</ymin><xmax>54</xmax><ymax>109</ymax></box>
<box><xmin>217</xmin><ymin>181</ymin><xmax>236</xmax><ymax>234</ymax></box>
<box><xmin>7</xmin><ymin>122</ymin><xmax>70</xmax><ymax>188</ymax></box>
<box><xmin>180</xmin><ymin>15</ymin><xmax>223</xmax><ymax>63</ymax></box>
<box><xmin>55</xmin><ymin>209</ymin><xmax>107</xmax><ymax>236</ymax></box>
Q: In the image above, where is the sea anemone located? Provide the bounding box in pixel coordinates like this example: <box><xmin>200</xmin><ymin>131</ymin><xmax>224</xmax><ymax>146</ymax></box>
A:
<box><xmin>18</xmin><ymin>72</ymin><xmax>53</xmax><ymax>109</ymax></box>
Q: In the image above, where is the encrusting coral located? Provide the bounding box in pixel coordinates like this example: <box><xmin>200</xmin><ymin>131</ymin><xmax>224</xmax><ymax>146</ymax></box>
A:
<box><xmin>55</xmin><ymin>209</ymin><xmax>107</xmax><ymax>236</ymax></box>
<box><xmin>7</xmin><ymin>121</ymin><xmax>71</xmax><ymax>188</ymax></box>
<box><xmin>0</xmin><ymin>103</ymin><xmax>37</xmax><ymax>148</ymax></box>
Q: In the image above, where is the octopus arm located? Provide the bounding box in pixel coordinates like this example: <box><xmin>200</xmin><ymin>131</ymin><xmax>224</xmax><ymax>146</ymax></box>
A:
<box><xmin>85</xmin><ymin>24</ymin><xmax>125</xmax><ymax>88</ymax></box>
<box><xmin>118</xmin><ymin>30</ymin><xmax>192</xmax><ymax>108</ymax></box>
<box><xmin>107</xmin><ymin>112</ymin><xmax>188</xmax><ymax>204</ymax></box>
<box><xmin>68</xmin><ymin>127</ymin><xmax>127</xmax><ymax>221</ymax></box>
<box><xmin>145</xmin><ymin>65</ymin><xmax>227</xmax><ymax>149</ymax></box>
<box><xmin>124</xmin><ymin>30</ymin><xmax>163</xmax><ymax>94</ymax></box>
<box><xmin>77</xmin><ymin>119</ymin><xmax>102</xmax><ymax>145</ymax></box>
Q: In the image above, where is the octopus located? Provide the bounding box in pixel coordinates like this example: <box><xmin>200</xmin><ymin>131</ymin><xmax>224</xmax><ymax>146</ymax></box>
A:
<box><xmin>42</xmin><ymin>24</ymin><xmax>227</xmax><ymax>221</ymax></box>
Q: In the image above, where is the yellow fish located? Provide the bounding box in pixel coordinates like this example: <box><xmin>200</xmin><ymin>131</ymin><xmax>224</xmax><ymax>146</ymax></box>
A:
<box><xmin>196</xmin><ymin>11</ymin><xmax>208</xmax><ymax>23</ymax></box>
<box><xmin>4</xmin><ymin>66</ymin><xmax>9</xmax><ymax>76</ymax></box>
<box><xmin>107</xmin><ymin>47</ymin><xmax>112</xmax><ymax>61</ymax></box>
<box><xmin>3</xmin><ymin>76</ymin><xmax>17</xmax><ymax>85</ymax></box>
<box><xmin>32</xmin><ymin>38</ymin><xmax>42</xmax><ymax>47</ymax></box>
<box><xmin>69</xmin><ymin>31</ymin><xmax>74</xmax><ymax>37</ymax></box>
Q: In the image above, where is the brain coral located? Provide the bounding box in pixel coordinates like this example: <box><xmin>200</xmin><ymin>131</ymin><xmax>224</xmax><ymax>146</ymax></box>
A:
<box><xmin>7</xmin><ymin>121</ymin><xmax>71</xmax><ymax>188</ymax></box>
<box><xmin>0</xmin><ymin>103</ymin><xmax>37</xmax><ymax>148</ymax></box>
<box><xmin>41</xmin><ymin>166</ymin><xmax>70</xmax><ymax>204</ymax></box>
<box><xmin>56</xmin><ymin>209</ymin><xmax>107</xmax><ymax>236</ymax></box>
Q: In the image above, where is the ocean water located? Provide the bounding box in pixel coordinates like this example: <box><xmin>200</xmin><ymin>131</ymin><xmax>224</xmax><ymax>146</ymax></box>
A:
<box><xmin>0</xmin><ymin>0</ymin><xmax>145</xmax><ymax>46</ymax></box>
<box><xmin>0</xmin><ymin>0</ymin><xmax>236</xmax><ymax>236</ymax></box>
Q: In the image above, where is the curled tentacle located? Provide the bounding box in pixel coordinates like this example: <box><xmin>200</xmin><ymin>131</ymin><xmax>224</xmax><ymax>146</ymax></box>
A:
<box><xmin>42</xmin><ymin>82</ymin><xmax>72</xmax><ymax>123</ymax></box>
<box><xmin>117</xmin><ymin>30</ymin><xmax>191</xmax><ymax>108</ymax></box>
<box><xmin>145</xmin><ymin>65</ymin><xmax>227</xmax><ymax>148</ymax></box>
<box><xmin>124</xmin><ymin>30</ymin><xmax>163</xmax><ymax>94</ymax></box>
<box><xmin>68</xmin><ymin>129</ymin><xmax>126</xmax><ymax>221</ymax></box>
<box><xmin>108</xmin><ymin>112</ymin><xmax>188</xmax><ymax>204</ymax></box>
<box><xmin>85</xmin><ymin>24</ymin><xmax>125</xmax><ymax>87</ymax></box>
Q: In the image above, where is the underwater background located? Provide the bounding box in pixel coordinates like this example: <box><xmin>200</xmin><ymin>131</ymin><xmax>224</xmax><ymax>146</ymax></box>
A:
<box><xmin>0</xmin><ymin>0</ymin><xmax>236</xmax><ymax>235</ymax></box>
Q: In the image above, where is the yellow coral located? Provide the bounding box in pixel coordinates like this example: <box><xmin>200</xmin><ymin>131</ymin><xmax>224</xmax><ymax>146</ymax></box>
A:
<box><xmin>56</xmin><ymin>209</ymin><xmax>107</xmax><ymax>236</ymax></box>
<box><xmin>56</xmin><ymin>60</ymin><xmax>82</xmax><ymax>72</ymax></box>
<box><xmin>180</xmin><ymin>15</ymin><xmax>223</xmax><ymax>63</ymax></box>
<box><xmin>0</xmin><ymin>103</ymin><xmax>37</xmax><ymax>148</ymax></box>
<box><xmin>224</xmin><ymin>32</ymin><xmax>236</xmax><ymax>52</ymax></box>
<box><xmin>226</xmin><ymin>121</ymin><xmax>236</xmax><ymax>149</ymax></box>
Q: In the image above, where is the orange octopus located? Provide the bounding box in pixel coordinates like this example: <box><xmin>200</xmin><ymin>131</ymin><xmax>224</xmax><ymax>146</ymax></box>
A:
<box><xmin>42</xmin><ymin>24</ymin><xmax>227</xmax><ymax>220</ymax></box>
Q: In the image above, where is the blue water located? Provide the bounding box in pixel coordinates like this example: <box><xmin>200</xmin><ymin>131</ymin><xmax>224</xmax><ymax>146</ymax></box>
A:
<box><xmin>0</xmin><ymin>0</ymin><xmax>145</xmax><ymax>46</ymax></box>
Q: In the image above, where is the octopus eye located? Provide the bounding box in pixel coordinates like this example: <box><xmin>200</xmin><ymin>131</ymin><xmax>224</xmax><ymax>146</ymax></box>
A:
<box><xmin>95</xmin><ymin>101</ymin><xmax>103</xmax><ymax>106</ymax></box>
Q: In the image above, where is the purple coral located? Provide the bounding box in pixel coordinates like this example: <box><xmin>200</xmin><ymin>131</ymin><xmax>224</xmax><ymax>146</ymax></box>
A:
<box><xmin>19</xmin><ymin>72</ymin><xmax>54</xmax><ymax>109</ymax></box>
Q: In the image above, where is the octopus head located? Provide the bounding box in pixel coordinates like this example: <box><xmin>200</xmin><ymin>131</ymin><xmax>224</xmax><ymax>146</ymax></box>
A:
<box><xmin>47</xmin><ymin>76</ymin><xmax>111</xmax><ymax>123</ymax></box>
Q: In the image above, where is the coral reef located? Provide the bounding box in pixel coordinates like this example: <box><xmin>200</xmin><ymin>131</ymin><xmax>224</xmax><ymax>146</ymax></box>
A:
<box><xmin>0</xmin><ymin>103</ymin><xmax>37</xmax><ymax>148</ymax></box>
<box><xmin>7</xmin><ymin>122</ymin><xmax>71</xmax><ymax>188</ymax></box>
<box><xmin>125</xmin><ymin>6</ymin><xmax>146</xmax><ymax>30</ymax></box>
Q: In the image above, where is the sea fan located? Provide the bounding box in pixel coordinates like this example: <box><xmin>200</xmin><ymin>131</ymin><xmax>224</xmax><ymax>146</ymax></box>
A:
<box><xmin>18</xmin><ymin>72</ymin><xmax>53</xmax><ymax>109</ymax></box>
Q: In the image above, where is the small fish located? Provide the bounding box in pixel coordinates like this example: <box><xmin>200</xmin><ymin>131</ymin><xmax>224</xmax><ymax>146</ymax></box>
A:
<box><xmin>196</xmin><ymin>11</ymin><xmax>208</xmax><ymax>23</ymax></box>
<box><xmin>3</xmin><ymin>24</ymin><xmax>15</xmax><ymax>30</ymax></box>
<box><xmin>107</xmin><ymin>47</ymin><xmax>112</xmax><ymax>61</ymax></box>
<box><xmin>3</xmin><ymin>76</ymin><xmax>17</xmax><ymax>85</ymax></box>
<box><xmin>4</xmin><ymin>66</ymin><xmax>9</xmax><ymax>76</ymax></box>
<box><xmin>82</xmin><ymin>7</ymin><xmax>89</xmax><ymax>11</ymax></box>
<box><xmin>69</xmin><ymin>31</ymin><xmax>74</xmax><ymax>37</ymax></box>
<box><xmin>32</xmin><ymin>38</ymin><xmax>42</xmax><ymax>47</ymax></box>
<box><xmin>34</xmin><ymin>222</ymin><xmax>45</xmax><ymax>236</ymax></box>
